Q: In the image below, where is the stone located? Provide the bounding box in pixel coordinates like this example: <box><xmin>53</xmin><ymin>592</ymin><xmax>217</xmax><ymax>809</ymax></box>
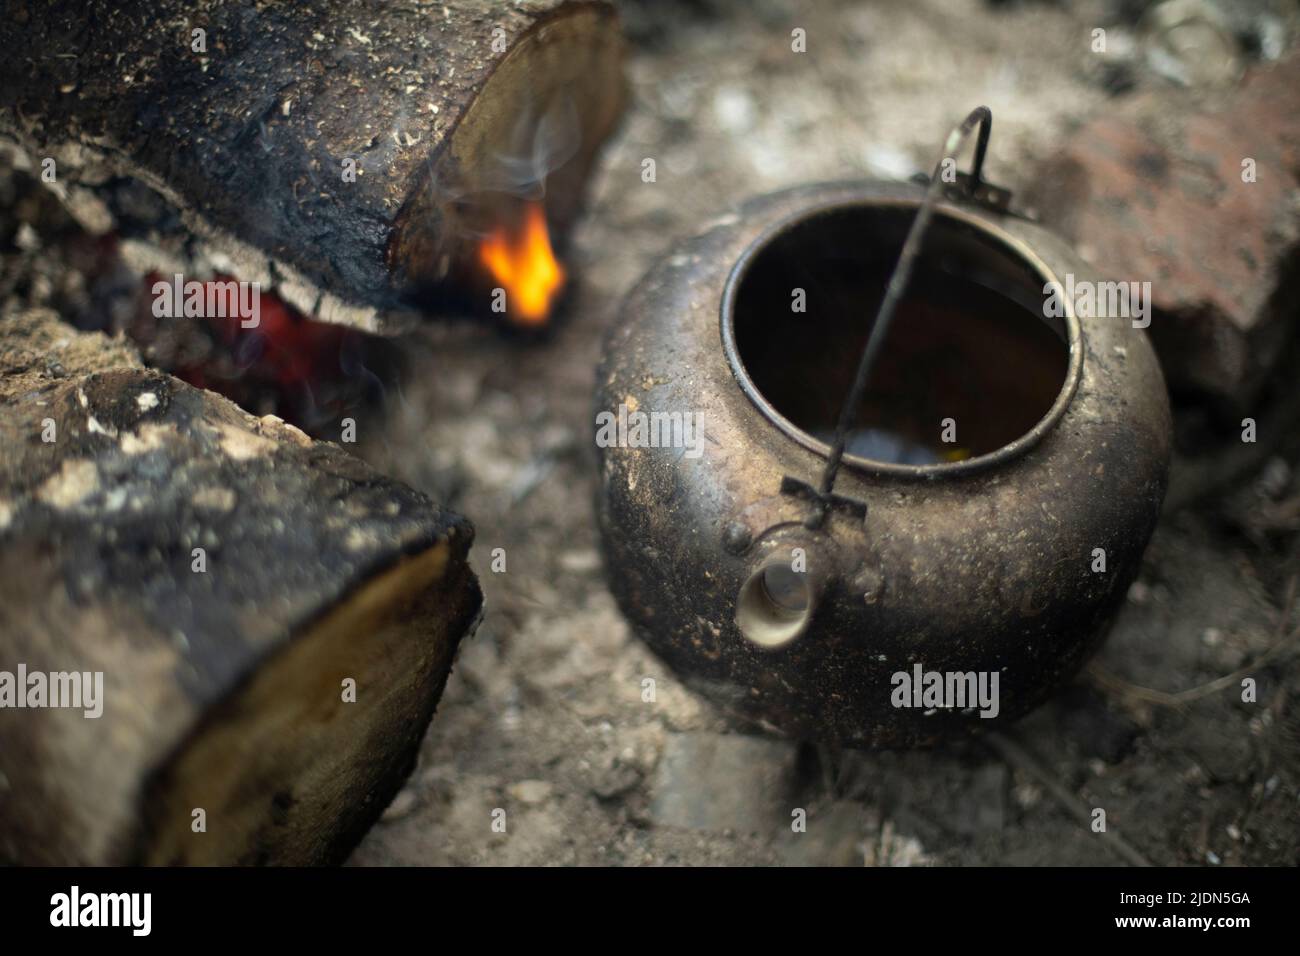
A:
<box><xmin>648</xmin><ymin>732</ymin><xmax>799</xmax><ymax>832</ymax></box>
<box><xmin>778</xmin><ymin>801</ymin><xmax>866</xmax><ymax>866</ymax></box>
<box><xmin>1025</xmin><ymin>52</ymin><xmax>1300</xmax><ymax>409</ymax></box>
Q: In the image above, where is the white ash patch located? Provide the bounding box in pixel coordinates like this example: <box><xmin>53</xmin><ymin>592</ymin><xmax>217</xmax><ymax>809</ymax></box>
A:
<box><xmin>258</xmin><ymin>414</ymin><xmax>311</xmax><ymax>447</ymax></box>
<box><xmin>215</xmin><ymin>422</ymin><xmax>276</xmax><ymax>461</ymax></box>
<box><xmin>87</xmin><ymin>415</ymin><xmax>117</xmax><ymax>438</ymax></box>
<box><xmin>345</xmin><ymin>527</ymin><xmax>378</xmax><ymax>552</ymax></box>
<box><xmin>36</xmin><ymin>458</ymin><xmax>98</xmax><ymax>509</ymax></box>
<box><xmin>101</xmin><ymin>487</ymin><xmax>128</xmax><ymax>512</ymax></box>
<box><xmin>15</xmin><ymin>222</ymin><xmax>40</xmax><ymax>252</ymax></box>
<box><xmin>120</xmin><ymin>423</ymin><xmax>171</xmax><ymax>455</ymax></box>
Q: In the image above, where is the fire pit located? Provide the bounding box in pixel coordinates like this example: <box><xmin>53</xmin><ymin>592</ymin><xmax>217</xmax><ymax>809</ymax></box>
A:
<box><xmin>0</xmin><ymin>0</ymin><xmax>623</xmax><ymax>865</ymax></box>
<box><xmin>595</xmin><ymin>109</ymin><xmax>1173</xmax><ymax>748</ymax></box>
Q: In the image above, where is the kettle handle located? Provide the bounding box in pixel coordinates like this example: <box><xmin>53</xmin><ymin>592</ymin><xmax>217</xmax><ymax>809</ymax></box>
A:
<box><xmin>793</xmin><ymin>106</ymin><xmax>1005</xmax><ymax>528</ymax></box>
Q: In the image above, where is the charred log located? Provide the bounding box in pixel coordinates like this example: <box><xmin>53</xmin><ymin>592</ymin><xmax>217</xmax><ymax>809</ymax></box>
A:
<box><xmin>0</xmin><ymin>0</ymin><xmax>627</xmax><ymax>331</ymax></box>
<box><xmin>0</xmin><ymin>310</ymin><xmax>481</xmax><ymax>864</ymax></box>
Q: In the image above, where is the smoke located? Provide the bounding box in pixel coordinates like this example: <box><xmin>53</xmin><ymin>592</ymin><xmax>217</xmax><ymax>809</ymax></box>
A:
<box><xmin>482</xmin><ymin>94</ymin><xmax>582</xmax><ymax>199</ymax></box>
<box><xmin>425</xmin><ymin>93</ymin><xmax>581</xmax><ymax>217</ymax></box>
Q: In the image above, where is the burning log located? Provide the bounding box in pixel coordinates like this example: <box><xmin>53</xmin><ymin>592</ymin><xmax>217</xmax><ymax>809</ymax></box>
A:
<box><xmin>0</xmin><ymin>310</ymin><xmax>482</xmax><ymax>865</ymax></box>
<box><xmin>0</xmin><ymin>0</ymin><xmax>626</xmax><ymax>331</ymax></box>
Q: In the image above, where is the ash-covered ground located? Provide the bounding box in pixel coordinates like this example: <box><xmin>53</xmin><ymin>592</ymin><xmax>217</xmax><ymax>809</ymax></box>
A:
<box><xmin>346</xmin><ymin>0</ymin><xmax>1300</xmax><ymax>865</ymax></box>
<box><xmin>2</xmin><ymin>0</ymin><xmax>1293</xmax><ymax>867</ymax></box>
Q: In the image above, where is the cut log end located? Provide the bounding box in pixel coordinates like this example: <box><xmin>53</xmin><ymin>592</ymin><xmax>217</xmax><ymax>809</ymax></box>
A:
<box><xmin>0</xmin><ymin>310</ymin><xmax>482</xmax><ymax>865</ymax></box>
<box><xmin>140</xmin><ymin>543</ymin><xmax>479</xmax><ymax>866</ymax></box>
<box><xmin>388</xmin><ymin>2</ymin><xmax>627</xmax><ymax>294</ymax></box>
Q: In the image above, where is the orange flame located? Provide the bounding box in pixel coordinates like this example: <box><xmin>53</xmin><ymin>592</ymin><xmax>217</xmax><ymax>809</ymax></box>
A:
<box><xmin>478</xmin><ymin>202</ymin><xmax>565</xmax><ymax>325</ymax></box>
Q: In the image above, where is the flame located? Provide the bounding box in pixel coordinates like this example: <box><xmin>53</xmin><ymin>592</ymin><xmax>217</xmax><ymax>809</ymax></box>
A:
<box><xmin>478</xmin><ymin>202</ymin><xmax>565</xmax><ymax>325</ymax></box>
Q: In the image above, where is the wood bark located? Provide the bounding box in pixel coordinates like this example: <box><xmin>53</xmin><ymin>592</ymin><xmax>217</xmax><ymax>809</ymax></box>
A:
<box><xmin>0</xmin><ymin>0</ymin><xmax>626</xmax><ymax>332</ymax></box>
<box><xmin>0</xmin><ymin>310</ymin><xmax>482</xmax><ymax>864</ymax></box>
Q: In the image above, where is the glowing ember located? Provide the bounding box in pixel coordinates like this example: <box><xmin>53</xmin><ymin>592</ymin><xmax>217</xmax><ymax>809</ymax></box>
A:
<box><xmin>478</xmin><ymin>202</ymin><xmax>565</xmax><ymax>324</ymax></box>
<box><xmin>136</xmin><ymin>271</ymin><xmax>385</xmax><ymax>431</ymax></box>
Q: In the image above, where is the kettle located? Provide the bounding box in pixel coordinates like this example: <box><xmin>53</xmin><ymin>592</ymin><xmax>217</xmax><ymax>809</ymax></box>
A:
<box><xmin>594</xmin><ymin>109</ymin><xmax>1171</xmax><ymax>747</ymax></box>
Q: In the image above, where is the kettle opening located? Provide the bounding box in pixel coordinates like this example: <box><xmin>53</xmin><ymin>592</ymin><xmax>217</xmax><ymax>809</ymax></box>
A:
<box><xmin>721</xmin><ymin>199</ymin><xmax>1081</xmax><ymax>475</ymax></box>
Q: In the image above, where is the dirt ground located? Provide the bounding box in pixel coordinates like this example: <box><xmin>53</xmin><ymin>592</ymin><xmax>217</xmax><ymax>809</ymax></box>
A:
<box><xmin>1</xmin><ymin>0</ymin><xmax>1295</xmax><ymax>867</ymax></box>
<box><xmin>345</xmin><ymin>0</ymin><xmax>1300</xmax><ymax>865</ymax></box>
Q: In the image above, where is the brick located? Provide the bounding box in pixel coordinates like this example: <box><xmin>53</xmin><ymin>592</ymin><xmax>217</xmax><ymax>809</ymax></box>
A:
<box><xmin>1026</xmin><ymin>53</ymin><xmax>1300</xmax><ymax>408</ymax></box>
